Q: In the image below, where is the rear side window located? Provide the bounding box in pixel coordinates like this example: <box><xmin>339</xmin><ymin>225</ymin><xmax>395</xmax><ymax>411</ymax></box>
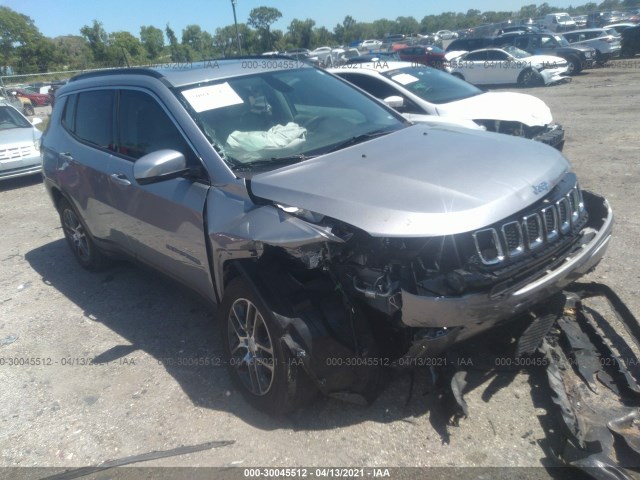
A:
<box><xmin>74</xmin><ymin>90</ymin><xmax>115</xmax><ymax>149</ymax></box>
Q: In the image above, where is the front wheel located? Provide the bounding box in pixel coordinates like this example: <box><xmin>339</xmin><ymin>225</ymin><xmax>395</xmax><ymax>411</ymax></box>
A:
<box><xmin>220</xmin><ymin>276</ymin><xmax>316</xmax><ymax>414</ymax></box>
<box><xmin>58</xmin><ymin>198</ymin><xmax>106</xmax><ymax>271</ymax></box>
<box><xmin>565</xmin><ymin>57</ymin><xmax>582</xmax><ymax>75</ymax></box>
<box><xmin>518</xmin><ymin>68</ymin><xmax>543</xmax><ymax>87</ymax></box>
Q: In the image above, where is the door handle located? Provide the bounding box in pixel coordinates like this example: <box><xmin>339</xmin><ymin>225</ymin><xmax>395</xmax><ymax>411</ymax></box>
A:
<box><xmin>110</xmin><ymin>173</ymin><xmax>131</xmax><ymax>186</ymax></box>
<box><xmin>59</xmin><ymin>152</ymin><xmax>74</xmax><ymax>161</ymax></box>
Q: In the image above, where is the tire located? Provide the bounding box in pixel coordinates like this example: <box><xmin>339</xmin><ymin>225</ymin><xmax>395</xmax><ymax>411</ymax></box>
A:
<box><xmin>220</xmin><ymin>276</ymin><xmax>315</xmax><ymax>415</ymax></box>
<box><xmin>518</xmin><ymin>68</ymin><xmax>543</xmax><ymax>87</ymax></box>
<box><xmin>23</xmin><ymin>104</ymin><xmax>35</xmax><ymax>116</ymax></box>
<box><xmin>565</xmin><ymin>56</ymin><xmax>582</xmax><ymax>75</ymax></box>
<box><xmin>58</xmin><ymin>198</ymin><xmax>106</xmax><ymax>271</ymax></box>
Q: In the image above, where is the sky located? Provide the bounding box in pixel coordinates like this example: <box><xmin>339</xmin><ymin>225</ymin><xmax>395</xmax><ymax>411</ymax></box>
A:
<box><xmin>4</xmin><ymin>0</ymin><xmax>577</xmax><ymax>38</ymax></box>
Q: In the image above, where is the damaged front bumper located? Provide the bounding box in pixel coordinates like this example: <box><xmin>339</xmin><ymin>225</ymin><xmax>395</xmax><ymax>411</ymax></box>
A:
<box><xmin>400</xmin><ymin>191</ymin><xmax>613</xmax><ymax>349</ymax></box>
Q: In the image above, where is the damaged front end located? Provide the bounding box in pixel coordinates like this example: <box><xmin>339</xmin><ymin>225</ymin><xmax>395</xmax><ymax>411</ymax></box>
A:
<box><xmin>473</xmin><ymin>119</ymin><xmax>565</xmax><ymax>150</ymax></box>
<box><xmin>209</xmin><ymin>171</ymin><xmax>612</xmax><ymax>402</ymax></box>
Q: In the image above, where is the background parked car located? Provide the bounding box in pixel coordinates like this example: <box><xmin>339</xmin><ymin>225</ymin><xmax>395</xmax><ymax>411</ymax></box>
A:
<box><xmin>329</xmin><ymin>61</ymin><xmax>566</xmax><ymax>150</ymax></box>
<box><xmin>12</xmin><ymin>87</ymin><xmax>50</xmax><ymax>107</ymax></box>
<box><xmin>359</xmin><ymin>39</ymin><xmax>383</xmax><ymax>51</ymax></box>
<box><xmin>397</xmin><ymin>45</ymin><xmax>446</xmax><ymax>68</ymax></box>
<box><xmin>563</xmin><ymin>28</ymin><xmax>621</xmax><ymax>63</ymax></box>
<box><xmin>0</xmin><ymin>102</ymin><xmax>42</xmax><ymax>180</ymax></box>
<box><xmin>543</xmin><ymin>12</ymin><xmax>577</xmax><ymax>32</ymax></box>
<box><xmin>448</xmin><ymin>47</ymin><xmax>568</xmax><ymax>87</ymax></box>
<box><xmin>496</xmin><ymin>32</ymin><xmax>596</xmax><ymax>74</ymax></box>
<box><xmin>621</xmin><ymin>24</ymin><xmax>640</xmax><ymax>57</ymax></box>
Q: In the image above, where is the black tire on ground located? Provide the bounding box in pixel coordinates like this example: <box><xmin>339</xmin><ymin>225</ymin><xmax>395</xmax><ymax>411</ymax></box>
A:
<box><xmin>23</xmin><ymin>104</ymin><xmax>35</xmax><ymax>116</ymax></box>
<box><xmin>220</xmin><ymin>276</ymin><xmax>316</xmax><ymax>415</ymax></box>
<box><xmin>566</xmin><ymin>56</ymin><xmax>583</xmax><ymax>75</ymax></box>
<box><xmin>57</xmin><ymin>197</ymin><xmax>106</xmax><ymax>271</ymax></box>
<box><xmin>518</xmin><ymin>68</ymin><xmax>543</xmax><ymax>87</ymax></box>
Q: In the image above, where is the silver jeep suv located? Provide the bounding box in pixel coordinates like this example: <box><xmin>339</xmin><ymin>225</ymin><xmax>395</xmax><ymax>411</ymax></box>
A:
<box><xmin>42</xmin><ymin>59</ymin><xmax>613</xmax><ymax>414</ymax></box>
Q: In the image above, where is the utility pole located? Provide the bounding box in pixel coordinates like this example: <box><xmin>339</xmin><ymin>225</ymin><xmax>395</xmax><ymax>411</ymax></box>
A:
<box><xmin>231</xmin><ymin>0</ymin><xmax>242</xmax><ymax>55</ymax></box>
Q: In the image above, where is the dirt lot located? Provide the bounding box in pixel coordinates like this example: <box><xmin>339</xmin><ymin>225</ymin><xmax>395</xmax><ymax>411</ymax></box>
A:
<box><xmin>1</xmin><ymin>61</ymin><xmax>639</xmax><ymax>479</ymax></box>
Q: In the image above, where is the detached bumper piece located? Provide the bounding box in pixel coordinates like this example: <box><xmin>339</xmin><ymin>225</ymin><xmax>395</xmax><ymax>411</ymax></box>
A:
<box><xmin>541</xmin><ymin>283</ymin><xmax>640</xmax><ymax>479</ymax></box>
<box><xmin>534</xmin><ymin>123</ymin><xmax>565</xmax><ymax>151</ymax></box>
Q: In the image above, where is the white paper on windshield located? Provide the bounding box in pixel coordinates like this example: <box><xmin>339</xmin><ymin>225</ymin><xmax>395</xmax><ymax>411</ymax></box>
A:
<box><xmin>391</xmin><ymin>73</ymin><xmax>419</xmax><ymax>85</ymax></box>
<box><xmin>182</xmin><ymin>82</ymin><xmax>243</xmax><ymax>112</ymax></box>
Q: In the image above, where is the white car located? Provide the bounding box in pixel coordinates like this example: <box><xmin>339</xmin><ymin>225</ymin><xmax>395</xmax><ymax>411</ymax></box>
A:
<box><xmin>436</xmin><ymin>30</ymin><xmax>457</xmax><ymax>40</ymax></box>
<box><xmin>311</xmin><ymin>46</ymin><xmax>334</xmax><ymax>66</ymax></box>
<box><xmin>447</xmin><ymin>47</ymin><xmax>569</xmax><ymax>87</ymax></box>
<box><xmin>0</xmin><ymin>102</ymin><xmax>43</xmax><ymax>180</ymax></box>
<box><xmin>329</xmin><ymin>61</ymin><xmax>565</xmax><ymax>150</ymax></box>
<box><xmin>359</xmin><ymin>39</ymin><xmax>383</xmax><ymax>51</ymax></box>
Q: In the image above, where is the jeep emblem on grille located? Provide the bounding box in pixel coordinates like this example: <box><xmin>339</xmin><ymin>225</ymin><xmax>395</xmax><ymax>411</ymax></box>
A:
<box><xmin>532</xmin><ymin>181</ymin><xmax>549</xmax><ymax>195</ymax></box>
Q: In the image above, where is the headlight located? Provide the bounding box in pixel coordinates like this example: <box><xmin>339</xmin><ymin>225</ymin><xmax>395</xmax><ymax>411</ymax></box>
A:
<box><xmin>276</xmin><ymin>203</ymin><xmax>325</xmax><ymax>223</ymax></box>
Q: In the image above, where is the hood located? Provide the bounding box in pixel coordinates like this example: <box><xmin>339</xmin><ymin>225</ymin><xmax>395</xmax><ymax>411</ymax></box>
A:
<box><xmin>0</xmin><ymin>126</ymin><xmax>40</xmax><ymax>145</ymax></box>
<box><xmin>250</xmin><ymin>124</ymin><xmax>570</xmax><ymax>238</ymax></box>
<box><xmin>436</xmin><ymin>91</ymin><xmax>553</xmax><ymax>127</ymax></box>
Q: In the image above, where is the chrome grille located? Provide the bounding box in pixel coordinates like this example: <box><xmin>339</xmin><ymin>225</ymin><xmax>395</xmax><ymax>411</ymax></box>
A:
<box><xmin>0</xmin><ymin>145</ymin><xmax>36</xmax><ymax>161</ymax></box>
<box><xmin>473</xmin><ymin>185</ymin><xmax>585</xmax><ymax>266</ymax></box>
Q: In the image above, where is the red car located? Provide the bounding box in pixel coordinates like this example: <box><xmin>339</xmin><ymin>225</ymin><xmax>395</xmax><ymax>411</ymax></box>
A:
<box><xmin>397</xmin><ymin>45</ymin><xmax>446</xmax><ymax>69</ymax></box>
<box><xmin>12</xmin><ymin>88</ymin><xmax>50</xmax><ymax>107</ymax></box>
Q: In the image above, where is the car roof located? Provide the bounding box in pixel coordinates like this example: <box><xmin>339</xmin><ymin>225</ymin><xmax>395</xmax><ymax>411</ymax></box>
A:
<box><xmin>567</xmin><ymin>28</ymin><xmax>608</xmax><ymax>33</ymax></box>
<box><xmin>67</xmin><ymin>58</ymin><xmax>315</xmax><ymax>89</ymax></box>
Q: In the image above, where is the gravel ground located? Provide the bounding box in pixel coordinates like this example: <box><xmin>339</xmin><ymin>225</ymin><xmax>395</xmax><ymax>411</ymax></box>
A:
<box><xmin>1</xmin><ymin>61</ymin><xmax>639</xmax><ymax>480</ymax></box>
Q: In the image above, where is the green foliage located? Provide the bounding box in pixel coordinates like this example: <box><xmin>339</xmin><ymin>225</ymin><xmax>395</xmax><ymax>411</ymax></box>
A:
<box><xmin>140</xmin><ymin>26</ymin><xmax>164</xmax><ymax>60</ymax></box>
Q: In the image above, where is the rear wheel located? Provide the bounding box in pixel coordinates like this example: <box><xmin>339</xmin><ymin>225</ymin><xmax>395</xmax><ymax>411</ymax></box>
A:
<box><xmin>58</xmin><ymin>198</ymin><xmax>106</xmax><ymax>271</ymax></box>
<box><xmin>220</xmin><ymin>276</ymin><xmax>316</xmax><ymax>414</ymax></box>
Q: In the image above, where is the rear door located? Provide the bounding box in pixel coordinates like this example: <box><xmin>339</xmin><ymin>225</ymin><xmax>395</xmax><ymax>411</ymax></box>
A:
<box><xmin>55</xmin><ymin>90</ymin><xmax>121</xmax><ymax>244</ymax></box>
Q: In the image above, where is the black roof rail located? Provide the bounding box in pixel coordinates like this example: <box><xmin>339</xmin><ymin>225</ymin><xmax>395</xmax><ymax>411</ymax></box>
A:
<box><xmin>69</xmin><ymin>68</ymin><xmax>165</xmax><ymax>82</ymax></box>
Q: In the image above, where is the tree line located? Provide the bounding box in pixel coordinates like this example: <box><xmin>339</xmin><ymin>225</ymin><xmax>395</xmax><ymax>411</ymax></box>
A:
<box><xmin>1</xmin><ymin>1</ymin><xmax>639</xmax><ymax>75</ymax></box>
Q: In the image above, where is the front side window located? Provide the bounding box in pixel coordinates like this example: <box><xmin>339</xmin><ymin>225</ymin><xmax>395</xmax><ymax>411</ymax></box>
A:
<box><xmin>117</xmin><ymin>90</ymin><xmax>193</xmax><ymax>162</ymax></box>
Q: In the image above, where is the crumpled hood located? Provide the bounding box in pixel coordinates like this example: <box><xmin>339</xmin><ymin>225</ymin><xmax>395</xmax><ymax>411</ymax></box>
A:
<box><xmin>250</xmin><ymin>124</ymin><xmax>570</xmax><ymax>237</ymax></box>
<box><xmin>436</xmin><ymin>91</ymin><xmax>553</xmax><ymax>127</ymax></box>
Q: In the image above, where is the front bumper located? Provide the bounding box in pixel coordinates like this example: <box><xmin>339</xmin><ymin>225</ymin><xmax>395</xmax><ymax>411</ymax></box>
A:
<box><xmin>400</xmin><ymin>191</ymin><xmax>613</xmax><ymax>343</ymax></box>
<box><xmin>0</xmin><ymin>151</ymin><xmax>42</xmax><ymax>181</ymax></box>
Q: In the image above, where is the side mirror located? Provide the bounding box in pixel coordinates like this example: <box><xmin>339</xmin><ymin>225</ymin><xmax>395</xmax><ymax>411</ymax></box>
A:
<box><xmin>31</xmin><ymin>117</ymin><xmax>43</xmax><ymax>126</ymax></box>
<box><xmin>133</xmin><ymin>149</ymin><xmax>188</xmax><ymax>185</ymax></box>
<box><xmin>384</xmin><ymin>95</ymin><xmax>405</xmax><ymax>108</ymax></box>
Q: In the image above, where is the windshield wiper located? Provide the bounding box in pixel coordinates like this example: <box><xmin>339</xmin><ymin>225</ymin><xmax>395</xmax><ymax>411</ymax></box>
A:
<box><xmin>231</xmin><ymin>154</ymin><xmax>315</xmax><ymax>172</ymax></box>
<box><xmin>326</xmin><ymin>129</ymin><xmax>393</xmax><ymax>154</ymax></box>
